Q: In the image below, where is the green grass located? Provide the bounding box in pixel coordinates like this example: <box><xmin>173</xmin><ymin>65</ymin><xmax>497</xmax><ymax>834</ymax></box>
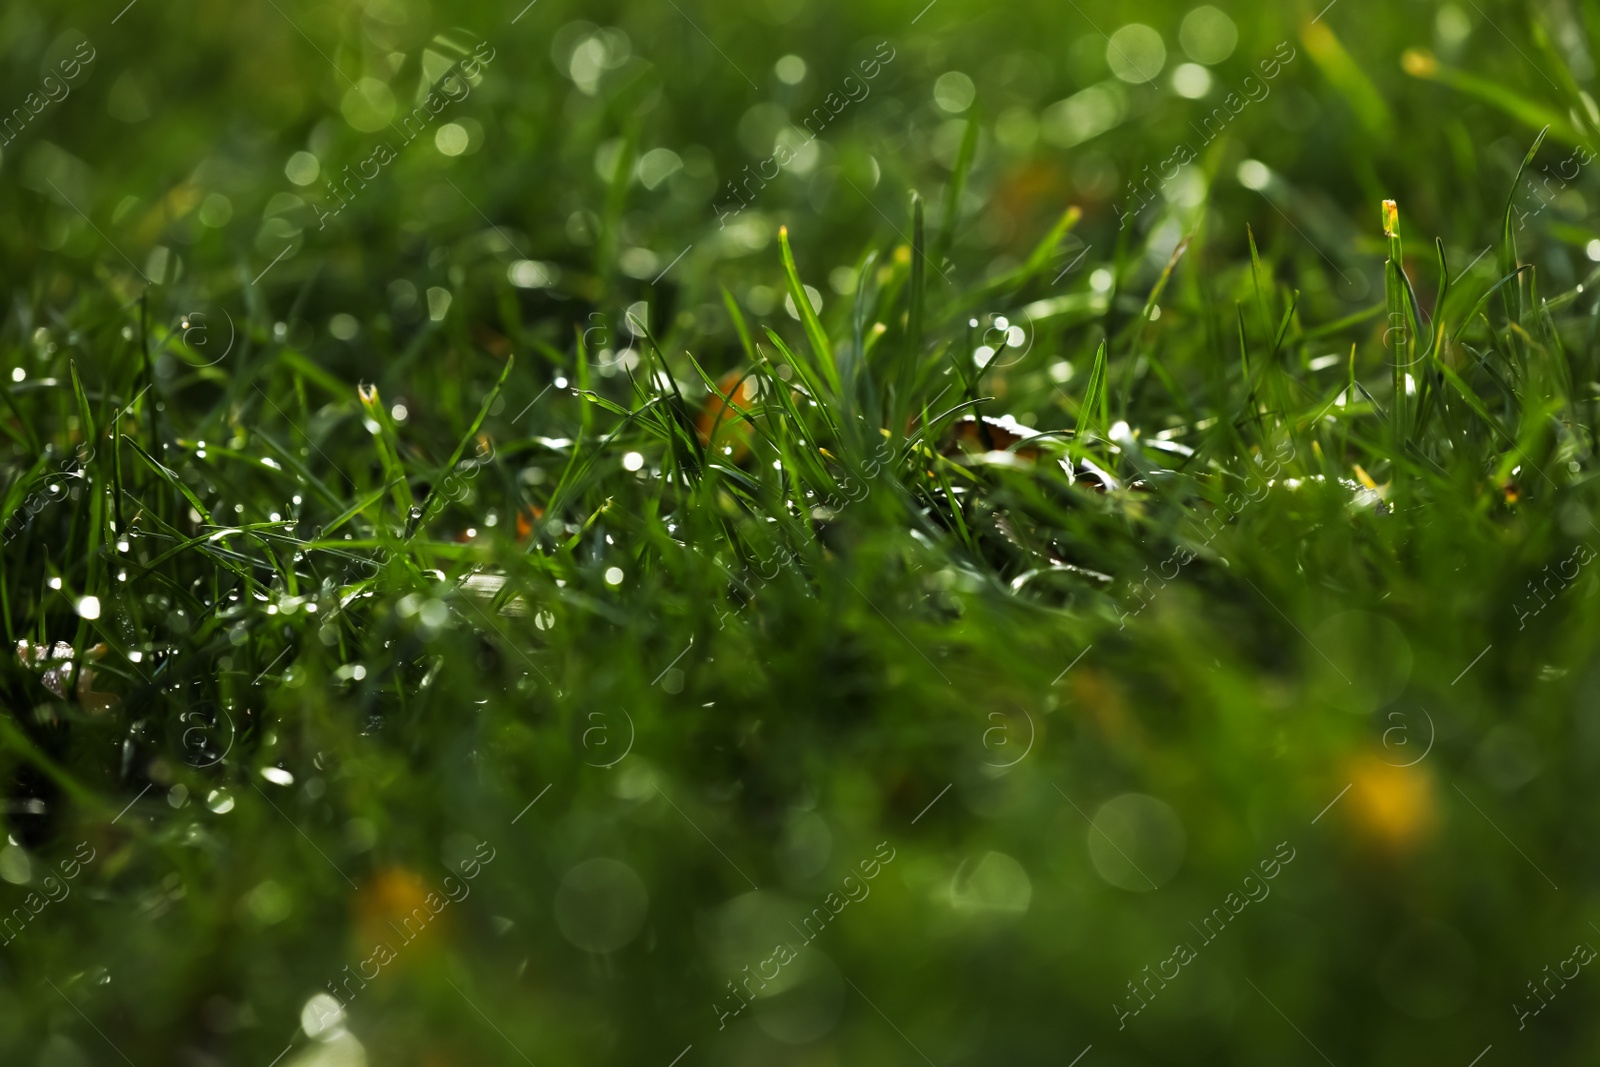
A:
<box><xmin>6</xmin><ymin>0</ymin><xmax>1600</xmax><ymax>1064</ymax></box>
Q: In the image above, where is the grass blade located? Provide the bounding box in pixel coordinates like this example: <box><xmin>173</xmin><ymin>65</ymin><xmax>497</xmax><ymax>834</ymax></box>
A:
<box><xmin>934</xmin><ymin>106</ymin><xmax>980</xmax><ymax>266</ymax></box>
<box><xmin>1079</xmin><ymin>340</ymin><xmax>1108</xmax><ymax>441</ymax></box>
<box><xmin>1499</xmin><ymin>126</ymin><xmax>1549</xmax><ymax>327</ymax></box>
<box><xmin>778</xmin><ymin>225</ymin><xmax>840</xmax><ymax>395</ymax></box>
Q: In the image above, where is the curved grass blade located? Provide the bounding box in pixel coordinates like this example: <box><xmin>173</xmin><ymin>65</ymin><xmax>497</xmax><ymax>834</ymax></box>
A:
<box><xmin>722</xmin><ymin>285</ymin><xmax>759</xmax><ymax>364</ymax></box>
<box><xmin>1450</xmin><ymin>266</ymin><xmax>1535</xmax><ymax>350</ymax></box>
<box><xmin>1500</xmin><ymin>127</ymin><xmax>1550</xmax><ymax>326</ymax></box>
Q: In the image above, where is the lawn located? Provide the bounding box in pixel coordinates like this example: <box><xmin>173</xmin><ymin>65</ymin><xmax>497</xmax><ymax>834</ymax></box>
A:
<box><xmin>3</xmin><ymin>0</ymin><xmax>1600</xmax><ymax>1064</ymax></box>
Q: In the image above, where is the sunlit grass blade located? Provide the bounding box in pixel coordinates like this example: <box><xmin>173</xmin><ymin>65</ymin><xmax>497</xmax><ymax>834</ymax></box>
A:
<box><xmin>1079</xmin><ymin>340</ymin><xmax>1108</xmax><ymax>441</ymax></box>
<box><xmin>778</xmin><ymin>225</ymin><xmax>840</xmax><ymax>395</ymax></box>
<box><xmin>1383</xmin><ymin>199</ymin><xmax>1410</xmax><ymax>439</ymax></box>
<box><xmin>762</xmin><ymin>328</ymin><xmax>840</xmax><ymax>440</ymax></box>
<box><xmin>323</xmin><ymin>477</ymin><xmax>405</xmax><ymax>538</ymax></box>
<box><xmin>358</xmin><ymin>381</ymin><xmax>415</xmax><ymax>515</ymax></box>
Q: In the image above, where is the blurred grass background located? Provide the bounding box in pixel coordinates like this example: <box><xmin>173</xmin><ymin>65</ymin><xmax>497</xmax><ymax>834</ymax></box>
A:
<box><xmin>4</xmin><ymin>0</ymin><xmax>1600</xmax><ymax>1064</ymax></box>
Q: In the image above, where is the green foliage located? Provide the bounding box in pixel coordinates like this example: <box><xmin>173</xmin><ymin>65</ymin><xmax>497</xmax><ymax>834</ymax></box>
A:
<box><xmin>3</xmin><ymin>1</ymin><xmax>1600</xmax><ymax>1064</ymax></box>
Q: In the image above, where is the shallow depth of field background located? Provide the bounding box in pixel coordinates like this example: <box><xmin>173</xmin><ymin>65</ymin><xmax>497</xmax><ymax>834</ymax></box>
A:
<box><xmin>4</xmin><ymin>0</ymin><xmax>1600</xmax><ymax>1065</ymax></box>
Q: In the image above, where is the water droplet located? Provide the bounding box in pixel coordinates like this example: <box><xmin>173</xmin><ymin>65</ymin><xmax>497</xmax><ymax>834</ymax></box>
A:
<box><xmin>260</xmin><ymin>767</ymin><xmax>294</xmax><ymax>787</ymax></box>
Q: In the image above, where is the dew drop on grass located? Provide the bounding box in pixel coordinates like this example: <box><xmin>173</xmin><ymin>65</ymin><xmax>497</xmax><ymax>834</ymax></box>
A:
<box><xmin>260</xmin><ymin>767</ymin><xmax>294</xmax><ymax>787</ymax></box>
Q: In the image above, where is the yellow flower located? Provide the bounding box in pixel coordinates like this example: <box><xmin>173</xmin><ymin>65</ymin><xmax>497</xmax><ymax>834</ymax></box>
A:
<box><xmin>356</xmin><ymin>865</ymin><xmax>444</xmax><ymax>957</ymax></box>
<box><xmin>1345</xmin><ymin>754</ymin><xmax>1435</xmax><ymax>851</ymax></box>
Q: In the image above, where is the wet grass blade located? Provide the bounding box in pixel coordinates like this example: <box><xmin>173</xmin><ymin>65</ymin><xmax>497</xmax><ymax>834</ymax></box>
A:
<box><xmin>1500</xmin><ymin>127</ymin><xmax>1549</xmax><ymax>327</ymax></box>
<box><xmin>778</xmin><ymin>226</ymin><xmax>840</xmax><ymax>395</ymax></box>
<box><xmin>1247</xmin><ymin>226</ymin><xmax>1273</xmax><ymax>342</ymax></box>
<box><xmin>903</xmin><ymin>192</ymin><xmax>927</xmax><ymax>428</ymax></box>
<box><xmin>1079</xmin><ymin>340</ymin><xmax>1108</xmax><ymax>441</ymax></box>
<box><xmin>440</xmin><ymin>353</ymin><xmax>515</xmax><ymax>476</ymax></box>
<box><xmin>1383</xmin><ymin>199</ymin><xmax>1410</xmax><ymax>439</ymax></box>
<box><xmin>762</xmin><ymin>328</ymin><xmax>841</xmax><ymax>439</ymax></box>
<box><xmin>358</xmin><ymin>381</ymin><xmax>415</xmax><ymax>515</ymax></box>
<box><xmin>69</xmin><ymin>360</ymin><xmax>97</xmax><ymax>451</ymax></box>
<box><xmin>323</xmin><ymin>478</ymin><xmax>405</xmax><ymax>538</ymax></box>
<box><xmin>123</xmin><ymin>436</ymin><xmax>212</xmax><ymax>526</ymax></box>
<box><xmin>1428</xmin><ymin>237</ymin><xmax>1451</xmax><ymax>360</ymax></box>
